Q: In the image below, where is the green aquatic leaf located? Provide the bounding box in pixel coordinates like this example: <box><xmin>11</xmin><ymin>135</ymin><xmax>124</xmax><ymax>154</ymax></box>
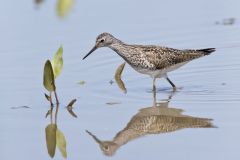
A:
<box><xmin>45</xmin><ymin>124</ymin><xmax>57</xmax><ymax>158</ymax></box>
<box><xmin>43</xmin><ymin>60</ymin><xmax>56</xmax><ymax>92</ymax></box>
<box><xmin>57</xmin><ymin>0</ymin><xmax>73</xmax><ymax>18</ymax></box>
<box><xmin>51</xmin><ymin>46</ymin><xmax>63</xmax><ymax>79</ymax></box>
<box><xmin>56</xmin><ymin>129</ymin><xmax>67</xmax><ymax>158</ymax></box>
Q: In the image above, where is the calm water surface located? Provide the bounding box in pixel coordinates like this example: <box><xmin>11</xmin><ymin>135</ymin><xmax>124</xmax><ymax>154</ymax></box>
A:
<box><xmin>0</xmin><ymin>0</ymin><xmax>240</xmax><ymax>160</ymax></box>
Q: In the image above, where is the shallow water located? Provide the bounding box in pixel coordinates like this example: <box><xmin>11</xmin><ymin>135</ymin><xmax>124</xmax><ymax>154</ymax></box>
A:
<box><xmin>1</xmin><ymin>0</ymin><xmax>240</xmax><ymax>159</ymax></box>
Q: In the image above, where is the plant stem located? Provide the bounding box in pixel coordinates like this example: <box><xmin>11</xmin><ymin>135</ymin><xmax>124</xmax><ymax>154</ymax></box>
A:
<box><xmin>50</xmin><ymin>105</ymin><xmax>53</xmax><ymax>124</ymax></box>
<box><xmin>49</xmin><ymin>92</ymin><xmax>53</xmax><ymax>106</ymax></box>
<box><xmin>55</xmin><ymin>103</ymin><xmax>59</xmax><ymax>124</ymax></box>
<box><xmin>54</xmin><ymin>90</ymin><xmax>59</xmax><ymax>105</ymax></box>
<box><xmin>49</xmin><ymin>92</ymin><xmax>54</xmax><ymax>123</ymax></box>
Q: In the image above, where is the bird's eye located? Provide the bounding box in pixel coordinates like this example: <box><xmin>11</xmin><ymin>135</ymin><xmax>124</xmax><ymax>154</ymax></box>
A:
<box><xmin>100</xmin><ymin>39</ymin><xmax>104</xmax><ymax>43</ymax></box>
<box><xmin>104</xmin><ymin>146</ymin><xmax>109</xmax><ymax>150</ymax></box>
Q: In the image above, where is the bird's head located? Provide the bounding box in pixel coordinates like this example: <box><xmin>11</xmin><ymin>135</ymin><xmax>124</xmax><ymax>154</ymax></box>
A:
<box><xmin>82</xmin><ymin>32</ymin><xmax>117</xmax><ymax>60</ymax></box>
<box><xmin>85</xmin><ymin>130</ymin><xmax>119</xmax><ymax>156</ymax></box>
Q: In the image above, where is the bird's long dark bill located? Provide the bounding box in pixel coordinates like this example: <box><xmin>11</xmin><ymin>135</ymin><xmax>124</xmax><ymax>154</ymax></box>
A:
<box><xmin>85</xmin><ymin>130</ymin><xmax>102</xmax><ymax>144</ymax></box>
<box><xmin>82</xmin><ymin>45</ymin><xmax>97</xmax><ymax>60</ymax></box>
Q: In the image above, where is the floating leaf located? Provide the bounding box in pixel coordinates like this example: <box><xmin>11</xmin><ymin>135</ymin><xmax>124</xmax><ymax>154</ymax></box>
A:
<box><xmin>114</xmin><ymin>62</ymin><xmax>127</xmax><ymax>93</ymax></box>
<box><xmin>215</xmin><ymin>18</ymin><xmax>236</xmax><ymax>26</ymax></box>
<box><xmin>57</xmin><ymin>0</ymin><xmax>74</xmax><ymax>18</ymax></box>
<box><xmin>109</xmin><ymin>80</ymin><xmax>114</xmax><ymax>85</ymax></box>
<box><xmin>10</xmin><ymin>106</ymin><xmax>30</xmax><ymax>109</ymax></box>
<box><xmin>51</xmin><ymin>46</ymin><xmax>63</xmax><ymax>79</ymax></box>
<box><xmin>56</xmin><ymin>129</ymin><xmax>67</xmax><ymax>158</ymax></box>
<box><xmin>43</xmin><ymin>60</ymin><xmax>56</xmax><ymax>92</ymax></box>
<box><xmin>45</xmin><ymin>124</ymin><xmax>57</xmax><ymax>158</ymax></box>
<box><xmin>78</xmin><ymin>80</ymin><xmax>85</xmax><ymax>85</ymax></box>
<box><xmin>106</xmin><ymin>102</ymin><xmax>121</xmax><ymax>105</ymax></box>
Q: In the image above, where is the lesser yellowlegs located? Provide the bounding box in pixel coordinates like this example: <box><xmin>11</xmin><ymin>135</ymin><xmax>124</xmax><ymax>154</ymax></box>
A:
<box><xmin>83</xmin><ymin>33</ymin><xmax>215</xmax><ymax>90</ymax></box>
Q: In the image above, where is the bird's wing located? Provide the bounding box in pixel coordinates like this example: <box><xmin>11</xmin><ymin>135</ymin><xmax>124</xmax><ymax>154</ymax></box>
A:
<box><xmin>142</xmin><ymin>46</ymin><xmax>205</xmax><ymax>70</ymax></box>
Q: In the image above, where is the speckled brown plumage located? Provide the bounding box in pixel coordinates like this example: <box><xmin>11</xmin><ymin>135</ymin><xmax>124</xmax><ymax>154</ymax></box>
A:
<box><xmin>83</xmin><ymin>32</ymin><xmax>215</xmax><ymax>89</ymax></box>
<box><xmin>110</xmin><ymin>44</ymin><xmax>214</xmax><ymax>70</ymax></box>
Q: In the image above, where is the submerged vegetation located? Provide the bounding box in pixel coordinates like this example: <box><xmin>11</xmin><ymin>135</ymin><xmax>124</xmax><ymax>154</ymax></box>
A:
<box><xmin>43</xmin><ymin>46</ymin><xmax>77</xmax><ymax>159</ymax></box>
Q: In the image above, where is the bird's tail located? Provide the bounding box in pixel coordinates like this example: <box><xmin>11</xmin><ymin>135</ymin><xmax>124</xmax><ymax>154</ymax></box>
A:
<box><xmin>197</xmin><ymin>48</ymin><xmax>216</xmax><ymax>55</ymax></box>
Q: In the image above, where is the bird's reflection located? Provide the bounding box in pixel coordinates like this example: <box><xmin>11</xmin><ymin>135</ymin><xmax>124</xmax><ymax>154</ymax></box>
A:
<box><xmin>86</xmin><ymin>89</ymin><xmax>215</xmax><ymax>156</ymax></box>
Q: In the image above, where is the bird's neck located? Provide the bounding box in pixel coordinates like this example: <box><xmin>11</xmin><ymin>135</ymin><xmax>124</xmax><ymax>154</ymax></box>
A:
<box><xmin>113</xmin><ymin>129</ymin><xmax>143</xmax><ymax>146</ymax></box>
<box><xmin>109</xmin><ymin>40</ymin><xmax>125</xmax><ymax>52</ymax></box>
<box><xmin>109</xmin><ymin>42</ymin><xmax>132</xmax><ymax>62</ymax></box>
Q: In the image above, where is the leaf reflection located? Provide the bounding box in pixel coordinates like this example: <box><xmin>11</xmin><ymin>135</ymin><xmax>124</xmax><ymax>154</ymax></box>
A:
<box><xmin>45</xmin><ymin>104</ymin><xmax>68</xmax><ymax>159</ymax></box>
<box><xmin>56</xmin><ymin>129</ymin><xmax>67</xmax><ymax>158</ymax></box>
<box><xmin>45</xmin><ymin>124</ymin><xmax>57</xmax><ymax>158</ymax></box>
